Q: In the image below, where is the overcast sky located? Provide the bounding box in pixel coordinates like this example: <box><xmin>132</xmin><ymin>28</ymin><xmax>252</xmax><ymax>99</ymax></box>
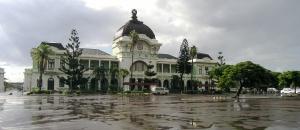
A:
<box><xmin>0</xmin><ymin>0</ymin><xmax>300</xmax><ymax>82</ymax></box>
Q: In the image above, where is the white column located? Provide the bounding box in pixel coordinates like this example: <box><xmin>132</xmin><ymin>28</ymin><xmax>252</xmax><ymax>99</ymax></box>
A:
<box><xmin>109</xmin><ymin>60</ymin><xmax>111</xmax><ymax>70</ymax></box>
<box><xmin>162</xmin><ymin>64</ymin><xmax>164</xmax><ymax>74</ymax></box>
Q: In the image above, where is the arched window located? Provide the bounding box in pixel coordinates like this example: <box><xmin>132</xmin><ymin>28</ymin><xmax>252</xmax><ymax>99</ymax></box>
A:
<box><xmin>48</xmin><ymin>78</ymin><xmax>54</xmax><ymax>90</ymax></box>
<box><xmin>163</xmin><ymin>80</ymin><xmax>169</xmax><ymax>89</ymax></box>
<box><xmin>130</xmin><ymin>61</ymin><xmax>147</xmax><ymax>72</ymax></box>
<box><xmin>101</xmin><ymin>78</ymin><xmax>109</xmax><ymax>93</ymax></box>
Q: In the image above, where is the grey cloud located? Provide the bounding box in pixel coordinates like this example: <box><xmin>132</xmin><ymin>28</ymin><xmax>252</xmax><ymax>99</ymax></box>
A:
<box><xmin>0</xmin><ymin>0</ymin><xmax>299</xmax><ymax>75</ymax></box>
<box><xmin>155</xmin><ymin>0</ymin><xmax>300</xmax><ymax>71</ymax></box>
<box><xmin>0</xmin><ymin>0</ymin><xmax>125</xmax><ymax>65</ymax></box>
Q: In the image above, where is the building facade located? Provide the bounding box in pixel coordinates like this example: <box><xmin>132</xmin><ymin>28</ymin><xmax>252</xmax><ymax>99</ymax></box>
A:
<box><xmin>23</xmin><ymin>10</ymin><xmax>217</xmax><ymax>92</ymax></box>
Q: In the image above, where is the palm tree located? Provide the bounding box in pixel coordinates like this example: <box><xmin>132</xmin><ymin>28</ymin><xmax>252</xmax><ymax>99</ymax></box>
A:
<box><xmin>32</xmin><ymin>43</ymin><xmax>54</xmax><ymax>91</ymax></box>
<box><xmin>129</xmin><ymin>30</ymin><xmax>139</xmax><ymax>81</ymax></box>
<box><xmin>119</xmin><ymin>69</ymin><xmax>129</xmax><ymax>91</ymax></box>
<box><xmin>92</xmin><ymin>66</ymin><xmax>107</xmax><ymax>92</ymax></box>
<box><xmin>190</xmin><ymin>45</ymin><xmax>197</xmax><ymax>93</ymax></box>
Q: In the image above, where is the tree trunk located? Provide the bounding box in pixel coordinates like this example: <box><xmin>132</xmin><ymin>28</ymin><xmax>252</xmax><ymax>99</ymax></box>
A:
<box><xmin>38</xmin><ymin>72</ymin><xmax>42</xmax><ymax>91</ymax></box>
<box><xmin>191</xmin><ymin>58</ymin><xmax>194</xmax><ymax>93</ymax></box>
<box><xmin>130</xmin><ymin>47</ymin><xmax>134</xmax><ymax>80</ymax></box>
<box><xmin>122</xmin><ymin>77</ymin><xmax>125</xmax><ymax>91</ymax></box>
<box><xmin>234</xmin><ymin>81</ymin><xmax>243</xmax><ymax>99</ymax></box>
<box><xmin>236</xmin><ymin>85</ymin><xmax>243</xmax><ymax>99</ymax></box>
<box><xmin>38</xmin><ymin>58</ymin><xmax>44</xmax><ymax>92</ymax></box>
<box><xmin>180</xmin><ymin>73</ymin><xmax>184</xmax><ymax>93</ymax></box>
<box><xmin>294</xmin><ymin>82</ymin><xmax>297</xmax><ymax>94</ymax></box>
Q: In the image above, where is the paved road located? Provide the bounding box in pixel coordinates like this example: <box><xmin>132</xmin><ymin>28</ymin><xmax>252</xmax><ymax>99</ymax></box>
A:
<box><xmin>0</xmin><ymin>94</ymin><xmax>300</xmax><ymax>130</ymax></box>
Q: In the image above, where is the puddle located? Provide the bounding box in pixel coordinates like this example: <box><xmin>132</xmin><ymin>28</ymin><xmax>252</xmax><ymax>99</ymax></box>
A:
<box><xmin>0</xmin><ymin>95</ymin><xmax>300</xmax><ymax>129</ymax></box>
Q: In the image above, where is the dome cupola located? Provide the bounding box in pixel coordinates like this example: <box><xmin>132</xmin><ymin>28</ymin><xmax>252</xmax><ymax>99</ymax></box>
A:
<box><xmin>115</xmin><ymin>9</ymin><xmax>156</xmax><ymax>40</ymax></box>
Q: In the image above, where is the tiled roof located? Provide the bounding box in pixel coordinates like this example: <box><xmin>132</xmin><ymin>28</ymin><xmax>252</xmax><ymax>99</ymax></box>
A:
<box><xmin>40</xmin><ymin>42</ymin><xmax>111</xmax><ymax>56</ymax></box>
<box><xmin>158</xmin><ymin>54</ymin><xmax>177</xmax><ymax>59</ymax></box>
<box><xmin>81</xmin><ymin>48</ymin><xmax>110</xmax><ymax>56</ymax></box>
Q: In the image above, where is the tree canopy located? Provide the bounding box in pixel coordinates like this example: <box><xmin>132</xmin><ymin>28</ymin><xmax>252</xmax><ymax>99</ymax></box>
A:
<box><xmin>177</xmin><ymin>39</ymin><xmax>192</xmax><ymax>83</ymax></box>
<box><xmin>212</xmin><ymin>61</ymin><xmax>274</xmax><ymax>98</ymax></box>
<box><xmin>278</xmin><ymin>71</ymin><xmax>300</xmax><ymax>93</ymax></box>
<box><xmin>59</xmin><ymin>29</ymin><xmax>89</xmax><ymax>91</ymax></box>
<box><xmin>32</xmin><ymin>43</ymin><xmax>54</xmax><ymax>91</ymax></box>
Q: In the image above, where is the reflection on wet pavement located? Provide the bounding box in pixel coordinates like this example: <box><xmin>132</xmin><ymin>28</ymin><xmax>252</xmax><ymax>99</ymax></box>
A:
<box><xmin>0</xmin><ymin>94</ymin><xmax>300</xmax><ymax>130</ymax></box>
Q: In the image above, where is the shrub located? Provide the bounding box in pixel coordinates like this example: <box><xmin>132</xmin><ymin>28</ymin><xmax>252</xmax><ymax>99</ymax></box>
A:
<box><xmin>143</xmin><ymin>89</ymin><xmax>151</xmax><ymax>93</ymax></box>
<box><xmin>31</xmin><ymin>87</ymin><xmax>39</xmax><ymax>93</ymax></box>
<box><xmin>75</xmin><ymin>90</ymin><xmax>81</xmax><ymax>95</ymax></box>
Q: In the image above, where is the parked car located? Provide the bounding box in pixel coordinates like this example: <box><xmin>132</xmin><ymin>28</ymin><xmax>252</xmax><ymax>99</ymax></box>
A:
<box><xmin>280</xmin><ymin>88</ymin><xmax>296</xmax><ymax>96</ymax></box>
<box><xmin>152</xmin><ymin>87</ymin><xmax>169</xmax><ymax>95</ymax></box>
<box><xmin>281</xmin><ymin>88</ymin><xmax>293</xmax><ymax>94</ymax></box>
<box><xmin>297</xmin><ymin>88</ymin><xmax>300</xmax><ymax>94</ymax></box>
<box><xmin>267</xmin><ymin>88</ymin><xmax>278</xmax><ymax>93</ymax></box>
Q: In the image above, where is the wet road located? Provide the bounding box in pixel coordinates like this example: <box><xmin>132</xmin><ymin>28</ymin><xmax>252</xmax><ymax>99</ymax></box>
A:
<box><xmin>0</xmin><ymin>94</ymin><xmax>300</xmax><ymax>130</ymax></box>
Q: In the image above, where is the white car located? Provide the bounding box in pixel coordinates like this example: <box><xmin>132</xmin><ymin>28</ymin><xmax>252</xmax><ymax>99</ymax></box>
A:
<box><xmin>281</xmin><ymin>88</ymin><xmax>294</xmax><ymax>94</ymax></box>
<box><xmin>280</xmin><ymin>88</ymin><xmax>298</xmax><ymax>96</ymax></box>
<box><xmin>152</xmin><ymin>87</ymin><xmax>169</xmax><ymax>95</ymax></box>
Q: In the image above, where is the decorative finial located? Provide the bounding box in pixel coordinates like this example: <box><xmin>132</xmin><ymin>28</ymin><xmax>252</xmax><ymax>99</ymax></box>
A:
<box><xmin>131</xmin><ymin>9</ymin><xmax>137</xmax><ymax>20</ymax></box>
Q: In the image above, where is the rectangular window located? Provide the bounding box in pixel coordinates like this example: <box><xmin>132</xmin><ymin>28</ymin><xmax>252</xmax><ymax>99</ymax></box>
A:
<box><xmin>199</xmin><ymin>68</ymin><xmax>202</xmax><ymax>75</ymax></box>
<box><xmin>171</xmin><ymin>64</ymin><xmax>177</xmax><ymax>73</ymax></box>
<box><xmin>205</xmin><ymin>66</ymin><xmax>209</xmax><ymax>75</ymax></box>
<box><xmin>80</xmin><ymin>59</ymin><xmax>89</xmax><ymax>69</ymax></box>
<box><xmin>163</xmin><ymin>64</ymin><xmax>170</xmax><ymax>73</ymax></box>
<box><xmin>90</xmin><ymin>60</ymin><xmax>99</xmax><ymax>70</ymax></box>
<box><xmin>101</xmin><ymin>61</ymin><xmax>109</xmax><ymax>70</ymax></box>
<box><xmin>111</xmin><ymin>61</ymin><xmax>119</xmax><ymax>70</ymax></box>
<box><xmin>199</xmin><ymin>66</ymin><xmax>202</xmax><ymax>75</ymax></box>
<box><xmin>60</xmin><ymin>59</ymin><xmax>64</xmax><ymax>68</ymax></box>
<box><xmin>157</xmin><ymin>64</ymin><xmax>162</xmax><ymax>72</ymax></box>
<box><xmin>48</xmin><ymin>59</ymin><xmax>55</xmax><ymax>70</ymax></box>
<box><xmin>59</xmin><ymin>78</ymin><xmax>64</xmax><ymax>87</ymax></box>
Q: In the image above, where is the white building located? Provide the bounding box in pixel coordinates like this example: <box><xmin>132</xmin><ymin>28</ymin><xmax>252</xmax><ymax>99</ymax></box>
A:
<box><xmin>23</xmin><ymin>9</ymin><xmax>217</xmax><ymax>92</ymax></box>
<box><xmin>0</xmin><ymin>68</ymin><xmax>4</xmax><ymax>92</ymax></box>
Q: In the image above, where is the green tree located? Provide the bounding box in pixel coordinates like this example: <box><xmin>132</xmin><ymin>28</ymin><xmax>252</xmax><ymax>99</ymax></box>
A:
<box><xmin>217</xmin><ymin>65</ymin><xmax>237</xmax><ymax>92</ymax></box>
<box><xmin>233</xmin><ymin>61</ymin><xmax>272</xmax><ymax>99</ymax></box>
<box><xmin>209</xmin><ymin>65</ymin><xmax>233</xmax><ymax>92</ymax></box>
<box><xmin>144</xmin><ymin>64</ymin><xmax>157</xmax><ymax>91</ymax></box>
<box><xmin>119</xmin><ymin>69</ymin><xmax>130</xmax><ymax>91</ymax></box>
<box><xmin>129</xmin><ymin>30</ymin><xmax>139</xmax><ymax>81</ymax></box>
<box><xmin>278</xmin><ymin>71</ymin><xmax>300</xmax><ymax>93</ymax></box>
<box><xmin>270</xmin><ymin>71</ymin><xmax>281</xmax><ymax>89</ymax></box>
<box><xmin>177</xmin><ymin>38</ymin><xmax>191</xmax><ymax>92</ymax></box>
<box><xmin>278</xmin><ymin>72</ymin><xmax>290</xmax><ymax>88</ymax></box>
<box><xmin>218</xmin><ymin>61</ymin><xmax>272</xmax><ymax>99</ymax></box>
<box><xmin>190</xmin><ymin>45</ymin><xmax>197</xmax><ymax>93</ymax></box>
<box><xmin>144</xmin><ymin>64</ymin><xmax>157</xmax><ymax>77</ymax></box>
<box><xmin>59</xmin><ymin>29</ymin><xmax>89</xmax><ymax>91</ymax></box>
<box><xmin>32</xmin><ymin>42</ymin><xmax>54</xmax><ymax>91</ymax></box>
